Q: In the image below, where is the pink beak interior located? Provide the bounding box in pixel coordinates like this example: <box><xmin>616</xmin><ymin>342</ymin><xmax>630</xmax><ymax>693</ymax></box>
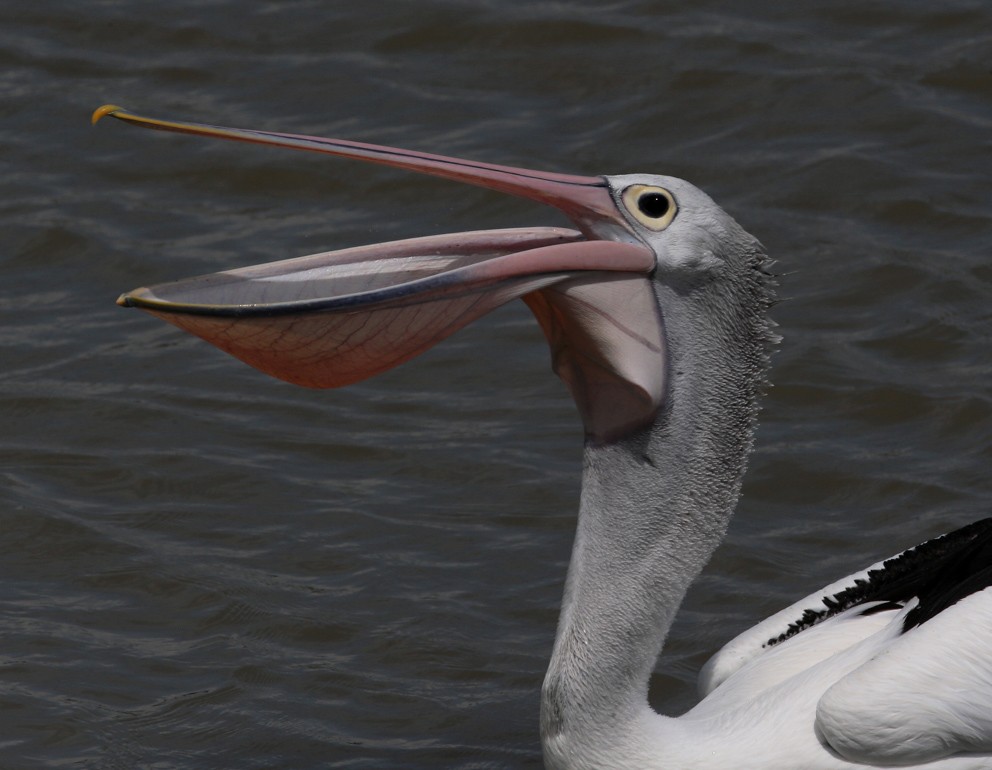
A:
<box><xmin>97</xmin><ymin>106</ymin><xmax>666</xmax><ymax>442</ymax></box>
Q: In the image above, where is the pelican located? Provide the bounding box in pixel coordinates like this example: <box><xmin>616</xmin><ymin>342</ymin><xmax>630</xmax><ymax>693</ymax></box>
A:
<box><xmin>94</xmin><ymin>104</ymin><xmax>992</xmax><ymax>769</ymax></box>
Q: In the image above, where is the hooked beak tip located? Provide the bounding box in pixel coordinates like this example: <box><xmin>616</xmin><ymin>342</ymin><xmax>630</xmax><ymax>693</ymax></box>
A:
<box><xmin>92</xmin><ymin>104</ymin><xmax>125</xmax><ymax>126</ymax></box>
<box><xmin>116</xmin><ymin>292</ymin><xmax>134</xmax><ymax>307</ymax></box>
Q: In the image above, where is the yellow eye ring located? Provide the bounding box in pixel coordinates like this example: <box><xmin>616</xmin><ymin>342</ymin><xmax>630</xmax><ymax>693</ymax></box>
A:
<box><xmin>621</xmin><ymin>185</ymin><xmax>677</xmax><ymax>231</ymax></box>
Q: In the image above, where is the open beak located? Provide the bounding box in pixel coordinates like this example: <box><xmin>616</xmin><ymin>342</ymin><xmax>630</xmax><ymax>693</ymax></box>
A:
<box><xmin>95</xmin><ymin>105</ymin><xmax>665</xmax><ymax>442</ymax></box>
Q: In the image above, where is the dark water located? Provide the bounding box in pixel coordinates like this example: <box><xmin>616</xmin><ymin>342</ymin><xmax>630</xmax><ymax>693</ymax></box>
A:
<box><xmin>3</xmin><ymin>1</ymin><xmax>991</xmax><ymax>767</ymax></box>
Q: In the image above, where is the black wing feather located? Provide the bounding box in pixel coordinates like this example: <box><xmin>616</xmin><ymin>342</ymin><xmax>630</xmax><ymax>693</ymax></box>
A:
<box><xmin>768</xmin><ymin>517</ymin><xmax>992</xmax><ymax>647</ymax></box>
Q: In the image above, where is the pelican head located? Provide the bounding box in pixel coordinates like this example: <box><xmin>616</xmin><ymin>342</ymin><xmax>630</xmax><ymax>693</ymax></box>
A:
<box><xmin>95</xmin><ymin>105</ymin><xmax>768</xmax><ymax>445</ymax></box>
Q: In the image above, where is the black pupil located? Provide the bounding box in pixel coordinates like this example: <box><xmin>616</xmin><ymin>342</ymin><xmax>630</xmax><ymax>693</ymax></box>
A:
<box><xmin>638</xmin><ymin>192</ymin><xmax>670</xmax><ymax>219</ymax></box>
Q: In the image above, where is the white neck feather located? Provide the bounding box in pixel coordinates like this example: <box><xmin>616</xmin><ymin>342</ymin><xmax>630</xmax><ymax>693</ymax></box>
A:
<box><xmin>540</xmin><ymin>271</ymin><xmax>771</xmax><ymax>769</ymax></box>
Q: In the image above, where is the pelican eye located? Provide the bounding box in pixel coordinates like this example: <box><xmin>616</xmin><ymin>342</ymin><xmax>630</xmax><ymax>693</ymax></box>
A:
<box><xmin>621</xmin><ymin>185</ymin><xmax>677</xmax><ymax>231</ymax></box>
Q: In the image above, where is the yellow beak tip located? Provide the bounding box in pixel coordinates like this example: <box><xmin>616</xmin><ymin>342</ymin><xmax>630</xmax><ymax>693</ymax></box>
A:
<box><xmin>92</xmin><ymin>104</ymin><xmax>125</xmax><ymax>126</ymax></box>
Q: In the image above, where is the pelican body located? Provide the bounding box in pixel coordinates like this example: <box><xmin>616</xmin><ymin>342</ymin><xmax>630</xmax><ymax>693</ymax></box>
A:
<box><xmin>95</xmin><ymin>104</ymin><xmax>992</xmax><ymax>769</ymax></box>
